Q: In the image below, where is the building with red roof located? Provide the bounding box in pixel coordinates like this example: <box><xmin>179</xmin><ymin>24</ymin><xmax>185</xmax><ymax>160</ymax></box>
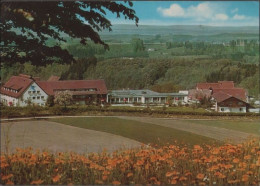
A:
<box><xmin>1</xmin><ymin>74</ymin><xmax>48</xmax><ymax>106</ymax></box>
<box><xmin>1</xmin><ymin>74</ymin><xmax>108</xmax><ymax>106</ymax></box>
<box><xmin>193</xmin><ymin>81</ymin><xmax>249</xmax><ymax>113</ymax></box>
<box><xmin>212</xmin><ymin>91</ymin><xmax>250</xmax><ymax>113</ymax></box>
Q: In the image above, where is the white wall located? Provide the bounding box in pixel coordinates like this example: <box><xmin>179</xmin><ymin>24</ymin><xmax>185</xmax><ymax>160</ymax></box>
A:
<box><xmin>1</xmin><ymin>94</ymin><xmax>19</xmax><ymax>106</ymax></box>
<box><xmin>218</xmin><ymin>106</ymin><xmax>246</xmax><ymax>113</ymax></box>
<box><xmin>1</xmin><ymin>82</ymin><xmax>49</xmax><ymax>107</ymax></box>
<box><xmin>19</xmin><ymin>82</ymin><xmax>48</xmax><ymax>106</ymax></box>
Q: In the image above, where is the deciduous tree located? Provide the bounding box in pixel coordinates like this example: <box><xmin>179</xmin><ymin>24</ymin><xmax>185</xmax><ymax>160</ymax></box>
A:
<box><xmin>1</xmin><ymin>1</ymin><xmax>138</xmax><ymax>65</ymax></box>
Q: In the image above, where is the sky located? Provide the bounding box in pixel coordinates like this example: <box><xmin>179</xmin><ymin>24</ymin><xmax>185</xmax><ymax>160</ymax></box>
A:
<box><xmin>106</xmin><ymin>1</ymin><xmax>259</xmax><ymax>26</ymax></box>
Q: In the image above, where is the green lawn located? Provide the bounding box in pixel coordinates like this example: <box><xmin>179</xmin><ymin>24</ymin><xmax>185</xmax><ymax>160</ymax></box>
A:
<box><xmin>50</xmin><ymin>117</ymin><xmax>218</xmax><ymax>146</ymax></box>
<box><xmin>185</xmin><ymin>120</ymin><xmax>260</xmax><ymax>135</ymax></box>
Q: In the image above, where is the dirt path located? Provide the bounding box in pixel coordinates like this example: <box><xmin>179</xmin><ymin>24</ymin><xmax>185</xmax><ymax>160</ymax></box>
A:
<box><xmin>117</xmin><ymin>116</ymin><xmax>258</xmax><ymax>144</ymax></box>
<box><xmin>1</xmin><ymin>121</ymin><xmax>142</xmax><ymax>154</ymax></box>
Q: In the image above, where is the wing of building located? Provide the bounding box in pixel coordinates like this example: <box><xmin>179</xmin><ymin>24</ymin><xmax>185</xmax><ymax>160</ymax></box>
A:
<box><xmin>107</xmin><ymin>89</ymin><xmax>188</xmax><ymax>105</ymax></box>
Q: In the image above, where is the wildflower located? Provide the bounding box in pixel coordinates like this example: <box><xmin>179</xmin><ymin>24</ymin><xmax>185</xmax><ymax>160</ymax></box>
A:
<box><xmin>2</xmin><ymin>174</ymin><xmax>13</xmax><ymax>180</ymax></box>
<box><xmin>170</xmin><ymin>179</ymin><xmax>177</xmax><ymax>184</ymax></box>
<box><xmin>30</xmin><ymin>179</ymin><xmax>44</xmax><ymax>185</ymax></box>
<box><xmin>6</xmin><ymin>180</ymin><xmax>14</xmax><ymax>185</ymax></box>
<box><xmin>179</xmin><ymin>176</ymin><xmax>187</xmax><ymax>181</ymax></box>
<box><xmin>244</xmin><ymin>155</ymin><xmax>251</xmax><ymax>160</ymax></box>
<box><xmin>95</xmin><ymin>180</ymin><xmax>104</xmax><ymax>184</ymax></box>
<box><xmin>112</xmin><ymin>181</ymin><xmax>121</xmax><ymax>185</ymax></box>
<box><xmin>52</xmin><ymin>175</ymin><xmax>61</xmax><ymax>183</ymax></box>
<box><xmin>127</xmin><ymin>173</ymin><xmax>133</xmax><ymax>178</ymax></box>
<box><xmin>242</xmin><ymin>175</ymin><xmax>249</xmax><ymax>182</ymax></box>
<box><xmin>102</xmin><ymin>175</ymin><xmax>108</xmax><ymax>181</ymax></box>
<box><xmin>196</xmin><ymin>173</ymin><xmax>204</xmax><ymax>180</ymax></box>
<box><xmin>232</xmin><ymin>158</ymin><xmax>239</xmax><ymax>163</ymax></box>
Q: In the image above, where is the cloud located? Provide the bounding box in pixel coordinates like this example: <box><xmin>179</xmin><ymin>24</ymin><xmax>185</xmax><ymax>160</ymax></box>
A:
<box><xmin>231</xmin><ymin>8</ymin><xmax>238</xmax><ymax>14</ymax></box>
<box><xmin>233</xmin><ymin>14</ymin><xmax>246</xmax><ymax>20</ymax></box>
<box><xmin>214</xmin><ymin>14</ymin><xmax>229</xmax><ymax>20</ymax></box>
<box><xmin>157</xmin><ymin>2</ymin><xmax>228</xmax><ymax>21</ymax></box>
<box><xmin>157</xmin><ymin>4</ymin><xmax>185</xmax><ymax>17</ymax></box>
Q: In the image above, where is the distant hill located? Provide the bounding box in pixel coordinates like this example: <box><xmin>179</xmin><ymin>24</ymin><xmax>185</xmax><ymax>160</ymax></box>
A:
<box><xmin>100</xmin><ymin>24</ymin><xmax>259</xmax><ymax>36</ymax></box>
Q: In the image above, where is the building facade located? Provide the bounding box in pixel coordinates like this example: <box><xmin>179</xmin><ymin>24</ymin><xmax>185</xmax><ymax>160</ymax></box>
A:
<box><xmin>107</xmin><ymin>89</ymin><xmax>188</xmax><ymax>105</ymax></box>
<box><xmin>1</xmin><ymin>75</ymin><xmax>48</xmax><ymax>107</ymax></box>
<box><xmin>1</xmin><ymin>74</ymin><xmax>108</xmax><ymax>106</ymax></box>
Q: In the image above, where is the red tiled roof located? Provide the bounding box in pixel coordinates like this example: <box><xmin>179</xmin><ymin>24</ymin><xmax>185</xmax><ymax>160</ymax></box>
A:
<box><xmin>48</xmin><ymin>76</ymin><xmax>60</xmax><ymax>81</ymax></box>
<box><xmin>0</xmin><ymin>76</ymin><xmax>33</xmax><ymax>98</ymax></box>
<box><xmin>213</xmin><ymin>88</ymin><xmax>246</xmax><ymax>101</ymax></box>
<box><xmin>197</xmin><ymin>81</ymin><xmax>234</xmax><ymax>90</ymax></box>
<box><xmin>37</xmin><ymin>79</ymin><xmax>108</xmax><ymax>96</ymax></box>
<box><xmin>218</xmin><ymin>81</ymin><xmax>234</xmax><ymax>89</ymax></box>
<box><xmin>212</xmin><ymin>91</ymin><xmax>232</xmax><ymax>103</ymax></box>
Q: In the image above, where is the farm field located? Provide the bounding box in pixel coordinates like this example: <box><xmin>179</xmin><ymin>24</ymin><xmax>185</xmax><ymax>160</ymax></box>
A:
<box><xmin>1</xmin><ymin>120</ymin><xmax>142</xmax><ymax>154</ymax></box>
<box><xmin>49</xmin><ymin>117</ymin><xmax>217</xmax><ymax>146</ymax></box>
<box><xmin>184</xmin><ymin>119</ymin><xmax>260</xmax><ymax>135</ymax></box>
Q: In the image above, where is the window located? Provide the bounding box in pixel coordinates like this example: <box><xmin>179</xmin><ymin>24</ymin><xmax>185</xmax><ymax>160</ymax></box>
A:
<box><xmin>41</xmin><ymin>96</ymin><xmax>44</xmax><ymax>99</ymax></box>
<box><xmin>221</xmin><ymin>108</ymin><xmax>224</xmax><ymax>111</ymax></box>
<box><xmin>239</xmin><ymin>108</ymin><xmax>243</xmax><ymax>111</ymax></box>
<box><xmin>37</xmin><ymin>91</ymin><xmax>40</xmax><ymax>94</ymax></box>
<box><xmin>28</xmin><ymin>91</ymin><xmax>31</xmax><ymax>94</ymax></box>
<box><xmin>37</xmin><ymin>96</ymin><xmax>40</xmax><ymax>99</ymax></box>
<box><xmin>32</xmin><ymin>97</ymin><xmax>36</xmax><ymax>99</ymax></box>
<box><xmin>33</xmin><ymin>91</ymin><xmax>36</xmax><ymax>94</ymax></box>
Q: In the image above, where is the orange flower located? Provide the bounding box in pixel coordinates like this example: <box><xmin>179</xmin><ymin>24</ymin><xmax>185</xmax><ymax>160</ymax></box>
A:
<box><xmin>196</xmin><ymin>173</ymin><xmax>204</xmax><ymax>180</ymax></box>
<box><xmin>166</xmin><ymin>172</ymin><xmax>174</xmax><ymax>177</ymax></box>
<box><xmin>127</xmin><ymin>173</ymin><xmax>133</xmax><ymax>178</ymax></box>
<box><xmin>2</xmin><ymin>174</ymin><xmax>13</xmax><ymax>180</ymax></box>
<box><xmin>52</xmin><ymin>175</ymin><xmax>61</xmax><ymax>183</ymax></box>
<box><xmin>95</xmin><ymin>180</ymin><xmax>104</xmax><ymax>184</ymax></box>
<box><xmin>244</xmin><ymin>155</ymin><xmax>251</xmax><ymax>160</ymax></box>
<box><xmin>102</xmin><ymin>175</ymin><xmax>108</xmax><ymax>181</ymax></box>
<box><xmin>170</xmin><ymin>179</ymin><xmax>177</xmax><ymax>184</ymax></box>
<box><xmin>6</xmin><ymin>180</ymin><xmax>14</xmax><ymax>185</ymax></box>
<box><xmin>179</xmin><ymin>176</ymin><xmax>187</xmax><ymax>181</ymax></box>
<box><xmin>232</xmin><ymin>158</ymin><xmax>239</xmax><ymax>163</ymax></box>
<box><xmin>242</xmin><ymin>175</ymin><xmax>249</xmax><ymax>182</ymax></box>
<box><xmin>112</xmin><ymin>181</ymin><xmax>121</xmax><ymax>185</ymax></box>
<box><xmin>30</xmin><ymin>179</ymin><xmax>44</xmax><ymax>185</ymax></box>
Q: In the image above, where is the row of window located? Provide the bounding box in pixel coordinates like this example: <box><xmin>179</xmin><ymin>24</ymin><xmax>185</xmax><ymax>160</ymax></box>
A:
<box><xmin>28</xmin><ymin>90</ymin><xmax>40</xmax><ymax>94</ymax></box>
<box><xmin>32</xmin><ymin>96</ymin><xmax>45</xmax><ymax>100</ymax></box>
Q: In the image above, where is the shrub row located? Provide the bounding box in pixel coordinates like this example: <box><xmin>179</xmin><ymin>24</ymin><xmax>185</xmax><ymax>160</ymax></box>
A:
<box><xmin>1</xmin><ymin>105</ymin><xmax>259</xmax><ymax>118</ymax></box>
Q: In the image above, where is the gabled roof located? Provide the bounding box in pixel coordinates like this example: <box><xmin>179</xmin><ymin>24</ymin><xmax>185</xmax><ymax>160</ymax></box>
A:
<box><xmin>197</xmin><ymin>81</ymin><xmax>234</xmax><ymax>90</ymax></box>
<box><xmin>37</xmin><ymin>79</ymin><xmax>108</xmax><ymax>96</ymax></box>
<box><xmin>213</xmin><ymin>88</ymin><xmax>246</xmax><ymax>101</ymax></box>
<box><xmin>218</xmin><ymin>81</ymin><xmax>234</xmax><ymax>89</ymax></box>
<box><xmin>212</xmin><ymin>91</ymin><xmax>233</xmax><ymax>103</ymax></box>
<box><xmin>0</xmin><ymin>75</ymin><xmax>33</xmax><ymax>98</ymax></box>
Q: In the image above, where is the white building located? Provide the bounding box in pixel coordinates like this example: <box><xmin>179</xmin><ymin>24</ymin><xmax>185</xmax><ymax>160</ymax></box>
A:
<box><xmin>107</xmin><ymin>89</ymin><xmax>188</xmax><ymax>105</ymax></box>
<box><xmin>1</xmin><ymin>74</ymin><xmax>48</xmax><ymax>107</ymax></box>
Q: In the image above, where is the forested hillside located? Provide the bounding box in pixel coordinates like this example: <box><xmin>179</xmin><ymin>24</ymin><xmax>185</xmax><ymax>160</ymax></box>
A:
<box><xmin>2</xmin><ymin>58</ymin><xmax>258</xmax><ymax>97</ymax></box>
<box><xmin>1</xmin><ymin>25</ymin><xmax>259</xmax><ymax>97</ymax></box>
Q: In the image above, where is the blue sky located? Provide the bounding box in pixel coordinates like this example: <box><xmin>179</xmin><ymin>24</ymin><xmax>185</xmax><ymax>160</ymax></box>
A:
<box><xmin>106</xmin><ymin>1</ymin><xmax>259</xmax><ymax>26</ymax></box>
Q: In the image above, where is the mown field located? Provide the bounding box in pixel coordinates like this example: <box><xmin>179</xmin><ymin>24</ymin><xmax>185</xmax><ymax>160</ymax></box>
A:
<box><xmin>185</xmin><ymin>119</ymin><xmax>260</xmax><ymax>135</ymax></box>
<box><xmin>49</xmin><ymin>117</ymin><xmax>217</xmax><ymax>146</ymax></box>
